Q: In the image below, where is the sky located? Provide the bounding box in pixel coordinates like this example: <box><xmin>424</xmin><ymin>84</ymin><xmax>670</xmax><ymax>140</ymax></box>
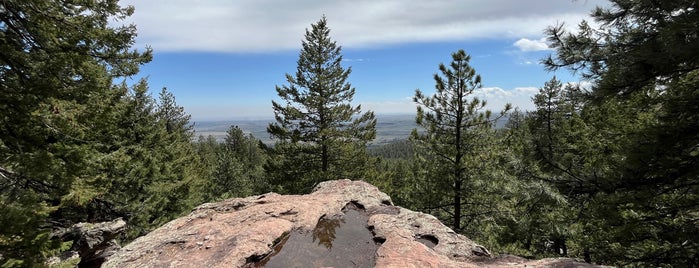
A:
<box><xmin>118</xmin><ymin>0</ymin><xmax>609</xmax><ymax>121</ymax></box>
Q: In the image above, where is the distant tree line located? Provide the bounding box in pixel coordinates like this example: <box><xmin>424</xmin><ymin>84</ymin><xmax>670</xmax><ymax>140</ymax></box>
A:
<box><xmin>1</xmin><ymin>1</ymin><xmax>696</xmax><ymax>267</ymax></box>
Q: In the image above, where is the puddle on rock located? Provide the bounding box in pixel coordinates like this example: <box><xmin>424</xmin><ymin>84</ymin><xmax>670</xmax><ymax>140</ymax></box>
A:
<box><xmin>415</xmin><ymin>235</ymin><xmax>438</xmax><ymax>249</ymax></box>
<box><xmin>255</xmin><ymin>203</ymin><xmax>379</xmax><ymax>267</ymax></box>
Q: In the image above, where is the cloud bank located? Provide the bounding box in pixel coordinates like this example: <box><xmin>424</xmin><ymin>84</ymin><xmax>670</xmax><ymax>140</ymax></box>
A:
<box><xmin>361</xmin><ymin>86</ymin><xmax>540</xmax><ymax>116</ymax></box>
<box><xmin>514</xmin><ymin>38</ymin><xmax>550</xmax><ymax>51</ymax></box>
<box><xmin>118</xmin><ymin>0</ymin><xmax>609</xmax><ymax>53</ymax></box>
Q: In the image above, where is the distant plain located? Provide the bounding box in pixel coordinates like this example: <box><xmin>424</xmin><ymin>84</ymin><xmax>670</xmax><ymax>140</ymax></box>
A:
<box><xmin>194</xmin><ymin>113</ymin><xmax>511</xmax><ymax>146</ymax></box>
<box><xmin>194</xmin><ymin>114</ymin><xmax>417</xmax><ymax>146</ymax></box>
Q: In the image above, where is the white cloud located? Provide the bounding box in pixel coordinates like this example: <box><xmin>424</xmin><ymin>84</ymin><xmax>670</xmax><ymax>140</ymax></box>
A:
<box><xmin>473</xmin><ymin>87</ymin><xmax>539</xmax><ymax>111</ymax></box>
<box><xmin>191</xmin><ymin>84</ymin><xmax>553</xmax><ymax>120</ymax></box>
<box><xmin>468</xmin><ymin>82</ymin><xmax>596</xmax><ymax>113</ymax></box>
<box><xmin>514</xmin><ymin>38</ymin><xmax>550</xmax><ymax>51</ymax></box>
<box><xmin>565</xmin><ymin>80</ymin><xmax>594</xmax><ymax>91</ymax></box>
<box><xmin>360</xmin><ymin>87</ymin><xmax>541</xmax><ymax>115</ymax></box>
<box><xmin>117</xmin><ymin>0</ymin><xmax>609</xmax><ymax>53</ymax></box>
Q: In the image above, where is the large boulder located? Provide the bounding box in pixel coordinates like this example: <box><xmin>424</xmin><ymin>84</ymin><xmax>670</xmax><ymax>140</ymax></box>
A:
<box><xmin>51</xmin><ymin>217</ymin><xmax>126</xmax><ymax>267</ymax></box>
<box><xmin>104</xmin><ymin>180</ymin><xmax>597</xmax><ymax>267</ymax></box>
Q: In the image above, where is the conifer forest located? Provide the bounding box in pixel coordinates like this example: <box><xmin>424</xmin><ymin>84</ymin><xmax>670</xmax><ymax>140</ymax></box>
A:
<box><xmin>1</xmin><ymin>1</ymin><xmax>697</xmax><ymax>266</ymax></box>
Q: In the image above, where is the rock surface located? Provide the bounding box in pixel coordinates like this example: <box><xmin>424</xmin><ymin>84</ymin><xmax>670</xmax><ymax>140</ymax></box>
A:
<box><xmin>104</xmin><ymin>180</ymin><xmax>598</xmax><ymax>267</ymax></box>
<box><xmin>52</xmin><ymin>217</ymin><xmax>126</xmax><ymax>268</ymax></box>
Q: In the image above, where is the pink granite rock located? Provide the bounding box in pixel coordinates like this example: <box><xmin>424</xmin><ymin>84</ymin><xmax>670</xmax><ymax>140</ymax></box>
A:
<box><xmin>103</xmin><ymin>179</ymin><xmax>598</xmax><ymax>268</ymax></box>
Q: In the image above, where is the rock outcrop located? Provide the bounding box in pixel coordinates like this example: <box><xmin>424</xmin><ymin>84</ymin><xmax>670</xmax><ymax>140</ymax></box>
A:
<box><xmin>104</xmin><ymin>180</ymin><xmax>598</xmax><ymax>267</ymax></box>
<box><xmin>51</xmin><ymin>217</ymin><xmax>126</xmax><ymax>267</ymax></box>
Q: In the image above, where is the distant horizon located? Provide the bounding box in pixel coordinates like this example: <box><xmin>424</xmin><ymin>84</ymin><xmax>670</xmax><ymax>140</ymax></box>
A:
<box><xmin>120</xmin><ymin>0</ymin><xmax>606</xmax><ymax>120</ymax></box>
<box><xmin>193</xmin><ymin>113</ymin><xmax>423</xmax><ymax>145</ymax></box>
<box><xmin>193</xmin><ymin>111</ymin><xmax>511</xmax><ymax>146</ymax></box>
<box><xmin>191</xmin><ymin>110</ymin><xmax>520</xmax><ymax>123</ymax></box>
<box><xmin>192</xmin><ymin>112</ymin><xmax>414</xmax><ymax>122</ymax></box>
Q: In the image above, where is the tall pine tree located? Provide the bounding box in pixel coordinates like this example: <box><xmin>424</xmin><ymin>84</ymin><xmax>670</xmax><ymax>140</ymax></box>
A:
<box><xmin>267</xmin><ymin>16</ymin><xmax>376</xmax><ymax>193</ymax></box>
<box><xmin>410</xmin><ymin>50</ymin><xmax>511</xmax><ymax>232</ymax></box>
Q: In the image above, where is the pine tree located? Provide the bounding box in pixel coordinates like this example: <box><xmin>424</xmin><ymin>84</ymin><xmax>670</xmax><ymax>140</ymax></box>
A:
<box><xmin>508</xmin><ymin>78</ymin><xmax>592</xmax><ymax>258</ymax></box>
<box><xmin>208</xmin><ymin>126</ymin><xmax>268</xmax><ymax>199</ymax></box>
<box><xmin>410</xmin><ymin>50</ymin><xmax>511</xmax><ymax>232</ymax></box>
<box><xmin>0</xmin><ymin>0</ymin><xmax>151</xmax><ymax>265</ymax></box>
<box><xmin>544</xmin><ymin>0</ymin><xmax>698</xmax><ymax>265</ymax></box>
<box><xmin>528</xmin><ymin>77</ymin><xmax>592</xmax><ymax>195</ymax></box>
<box><xmin>153</xmin><ymin>87</ymin><xmax>207</xmax><ymax>225</ymax></box>
<box><xmin>157</xmin><ymin>87</ymin><xmax>194</xmax><ymax>137</ymax></box>
<box><xmin>87</xmin><ymin>80</ymin><xmax>167</xmax><ymax>239</ymax></box>
<box><xmin>267</xmin><ymin>16</ymin><xmax>376</xmax><ymax>193</ymax></box>
<box><xmin>81</xmin><ymin>80</ymin><xmax>206</xmax><ymax>239</ymax></box>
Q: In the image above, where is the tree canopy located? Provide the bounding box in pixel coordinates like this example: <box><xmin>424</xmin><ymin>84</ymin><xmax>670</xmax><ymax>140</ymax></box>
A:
<box><xmin>267</xmin><ymin>16</ymin><xmax>376</xmax><ymax>193</ymax></box>
<box><xmin>541</xmin><ymin>0</ymin><xmax>698</xmax><ymax>265</ymax></box>
<box><xmin>411</xmin><ymin>49</ymin><xmax>511</xmax><ymax>232</ymax></box>
<box><xmin>1</xmin><ymin>0</ymin><xmax>152</xmax><ymax>265</ymax></box>
<box><xmin>2</xmin><ymin>1</ymin><xmax>696</xmax><ymax>267</ymax></box>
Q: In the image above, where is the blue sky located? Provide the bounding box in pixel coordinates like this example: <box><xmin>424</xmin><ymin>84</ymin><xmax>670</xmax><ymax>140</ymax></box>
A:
<box><xmin>119</xmin><ymin>0</ymin><xmax>608</xmax><ymax>121</ymax></box>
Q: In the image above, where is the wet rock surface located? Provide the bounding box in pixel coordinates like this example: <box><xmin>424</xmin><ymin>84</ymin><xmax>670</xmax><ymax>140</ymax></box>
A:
<box><xmin>103</xmin><ymin>180</ymin><xmax>600</xmax><ymax>268</ymax></box>
<box><xmin>256</xmin><ymin>203</ymin><xmax>378</xmax><ymax>267</ymax></box>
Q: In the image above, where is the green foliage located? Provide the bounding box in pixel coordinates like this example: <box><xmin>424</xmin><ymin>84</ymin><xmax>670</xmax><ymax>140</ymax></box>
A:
<box><xmin>410</xmin><ymin>49</ymin><xmax>511</xmax><ymax>232</ymax></box>
<box><xmin>367</xmin><ymin>140</ymin><xmax>414</xmax><ymax>160</ymax></box>
<box><xmin>266</xmin><ymin>16</ymin><xmax>377</xmax><ymax>194</ymax></box>
<box><xmin>79</xmin><ymin>81</ymin><xmax>206</xmax><ymax>239</ymax></box>
<box><xmin>192</xmin><ymin>126</ymin><xmax>270</xmax><ymax>202</ymax></box>
<box><xmin>493</xmin><ymin>80</ymin><xmax>588</xmax><ymax>258</ymax></box>
<box><xmin>0</xmin><ymin>0</ymin><xmax>151</xmax><ymax>265</ymax></box>
<box><xmin>365</xmin><ymin>140</ymin><xmax>420</xmax><ymax>207</ymax></box>
<box><xmin>540</xmin><ymin>0</ymin><xmax>699</xmax><ymax>265</ymax></box>
<box><xmin>365</xmin><ymin>157</ymin><xmax>417</xmax><ymax>207</ymax></box>
<box><xmin>1</xmin><ymin>1</ymin><xmax>694</xmax><ymax>267</ymax></box>
<box><xmin>157</xmin><ymin>87</ymin><xmax>194</xmax><ymax>137</ymax></box>
<box><xmin>210</xmin><ymin>126</ymin><xmax>268</xmax><ymax>199</ymax></box>
<box><xmin>544</xmin><ymin>0</ymin><xmax>699</xmax><ymax>98</ymax></box>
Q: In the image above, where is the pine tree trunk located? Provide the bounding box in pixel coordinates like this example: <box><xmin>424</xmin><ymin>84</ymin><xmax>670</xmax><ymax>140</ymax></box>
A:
<box><xmin>321</xmin><ymin>142</ymin><xmax>328</xmax><ymax>173</ymax></box>
<box><xmin>453</xmin><ymin>66</ymin><xmax>464</xmax><ymax>232</ymax></box>
<box><xmin>453</xmin><ymin>178</ymin><xmax>462</xmax><ymax>231</ymax></box>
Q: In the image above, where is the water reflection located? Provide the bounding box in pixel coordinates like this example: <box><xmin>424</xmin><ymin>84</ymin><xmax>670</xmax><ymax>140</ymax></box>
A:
<box><xmin>256</xmin><ymin>204</ymin><xmax>379</xmax><ymax>267</ymax></box>
<box><xmin>312</xmin><ymin>216</ymin><xmax>344</xmax><ymax>250</ymax></box>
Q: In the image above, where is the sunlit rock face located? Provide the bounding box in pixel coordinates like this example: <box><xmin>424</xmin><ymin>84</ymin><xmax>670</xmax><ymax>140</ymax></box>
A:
<box><xmin>103</xmin><ymin>180</ymin><xmax>599</xmax><ymax>268</ymax></box>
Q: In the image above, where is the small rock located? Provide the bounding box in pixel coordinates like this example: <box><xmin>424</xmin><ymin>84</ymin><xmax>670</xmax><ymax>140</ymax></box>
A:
<box><xmin>52</xmin><ymin>218</ymin><xmax>126</xmax><ymax>268</ymax></box>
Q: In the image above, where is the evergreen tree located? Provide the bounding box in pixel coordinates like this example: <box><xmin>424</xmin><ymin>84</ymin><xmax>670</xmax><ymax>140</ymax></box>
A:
<box><xmin>152</xmin><ymin>87</ymin><xmax>207</xmax><ymax>225</ymax></box>
<box><xmin>157</xmin><ymin>87</ymin><xmax>194</xmax><ymax>137</ymax></box>
<box><xmin>544</xmin><ymin>1</ymin><xmax>698</xmax><ymax>264</ymax></box>
<box><xmin>210</xmin><ymin>126</ymin><xmax>267</xmax><ymax>199</ymax></box>
<box><xmin>0</xmin><ymin>0</ymin><xmax>151</xmax><ymax>265</ymax></box>
<box><xmin>85</xmin><ymin>80</ymin><xmax>205</xmax><ymax>239</ymax></box>
<box><xmin>410</xmin><ymin>50</ymin><xmax>511</xmax><ymax>232</ymax></box>
<box><xmin>193</xmin><ymin>135</ymin><xmax>221</xmax><ymax>198</ymax></box>
<box><xmin>528</xmin><ymin>77</ymin><xmax>592</xmax><ymax>196</ymax></box>
<box><xmin>267</xmin><ymin>16</ymin><xmax>376</xmax><ymax>193</ymax></box>
<box><xmin>505</xmin><ymin>78</ymin><xmax>592</xmax><ymax>258</ymax></box>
